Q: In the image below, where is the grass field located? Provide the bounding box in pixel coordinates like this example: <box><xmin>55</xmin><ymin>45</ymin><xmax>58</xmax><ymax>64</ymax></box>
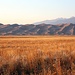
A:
<box><xmin>0</xmin><ymin>36</ymin><xmax>75</xmax><ymax>75</ymax></box>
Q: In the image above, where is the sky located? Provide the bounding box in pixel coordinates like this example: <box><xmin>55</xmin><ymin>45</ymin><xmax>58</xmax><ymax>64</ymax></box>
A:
<box><xmin>0</xmin><ymin>0</ymin><xmax>75</xmax><ymax>24</ymax></box>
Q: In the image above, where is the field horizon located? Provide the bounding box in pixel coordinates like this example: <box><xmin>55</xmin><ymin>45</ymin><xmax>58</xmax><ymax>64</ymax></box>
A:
<box><xmin>0</xmin><ymin>0</ymin><xmax>75</xmax><ymax>74</ymax></box>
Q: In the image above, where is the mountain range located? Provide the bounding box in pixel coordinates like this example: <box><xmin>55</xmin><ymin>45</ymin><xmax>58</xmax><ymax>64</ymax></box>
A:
<box><xmin>0</xmin><ymin>23</ymin><xmax>75</xmax><ymax>35</ymax></box>
<box><xmin>34</xmin><ymin>17</ymin><xmax>75</xmax><ymax>25</ymax></box>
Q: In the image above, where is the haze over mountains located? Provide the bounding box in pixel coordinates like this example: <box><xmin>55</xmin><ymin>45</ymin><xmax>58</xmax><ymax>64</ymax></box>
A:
<box><xmin>0</xmin><ymin>17</ymin><xmax>75</xmax><ymax>35</ymax></box>
<box><xmin>34</xmin><ymin>17</ymin><xmax>75</xmax><ymax>25</ymax></box>
<box><xmin>0</xmin><ymin>23</ymin><xmax>75</xmax><ymax>35</ymax></box>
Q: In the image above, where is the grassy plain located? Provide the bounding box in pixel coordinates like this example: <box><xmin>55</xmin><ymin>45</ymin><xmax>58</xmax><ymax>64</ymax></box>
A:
<box><xmin>0</xmin><ymin>36</ymin><xmax>75</xmax><ymax>75</ymax></box>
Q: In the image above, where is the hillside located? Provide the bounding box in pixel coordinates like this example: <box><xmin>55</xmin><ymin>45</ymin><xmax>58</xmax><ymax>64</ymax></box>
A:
<box><xmin>0</xmin><ymin>23</ymin><xmax>75</xmax><ymax>35</ymax></box>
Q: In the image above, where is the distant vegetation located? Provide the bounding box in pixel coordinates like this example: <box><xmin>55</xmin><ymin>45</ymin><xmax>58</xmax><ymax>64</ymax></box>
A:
<box><xmin>0</xmin><ymin>36</ymin><xmax>75</xmax><ymax>75</ymax></box>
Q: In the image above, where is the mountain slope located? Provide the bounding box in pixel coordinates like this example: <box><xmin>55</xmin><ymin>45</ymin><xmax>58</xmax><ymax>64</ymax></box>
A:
<box><xmin>34</xmin><ymin>17</ymin><xmax>75</xmax><ymax>25</ymax></box>
<box><xmin>0</xmin><ymin>23</ymin><xmax>75</xmax><ymax>35</ymax></box>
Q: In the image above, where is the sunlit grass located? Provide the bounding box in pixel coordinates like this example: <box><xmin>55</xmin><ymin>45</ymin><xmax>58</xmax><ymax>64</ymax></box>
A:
<box><xmin>0</xmin><ymin>36</ymin><xmax>75</xmax><ymax>75</ymax></box>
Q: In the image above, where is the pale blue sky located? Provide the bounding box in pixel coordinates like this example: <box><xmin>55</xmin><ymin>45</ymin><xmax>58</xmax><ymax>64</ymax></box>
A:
<box><xmin>0</xmin><ymin>0</ymin><xmax>75</xmax><ymax>24</ymax></box>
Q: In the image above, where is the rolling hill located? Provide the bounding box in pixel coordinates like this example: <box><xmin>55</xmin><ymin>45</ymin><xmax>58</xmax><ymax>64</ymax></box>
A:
<box><xmin>0</xmin><ymin>23</ymin><xmax>75</xmax><ymax>35</ymax></box>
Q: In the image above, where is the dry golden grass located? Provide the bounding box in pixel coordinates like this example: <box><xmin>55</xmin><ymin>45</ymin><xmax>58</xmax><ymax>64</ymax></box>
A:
<box><xmin>0</xmin><ymin>36</ymin><xmax>75</xmax><ymax>75</ymax></box>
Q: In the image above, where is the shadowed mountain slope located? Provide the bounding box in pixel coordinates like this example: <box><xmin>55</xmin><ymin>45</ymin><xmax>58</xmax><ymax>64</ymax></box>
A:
<box><xmin>0</xmin><ymin>23</ymin><xmax>75</xmax><ymax>35</ymax></box>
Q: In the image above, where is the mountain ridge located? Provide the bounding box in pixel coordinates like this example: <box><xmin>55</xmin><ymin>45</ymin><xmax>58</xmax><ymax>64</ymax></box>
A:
<box><xmin>34</xmin><ymin>17</ymin><xmax>75</xmax><ymax>25</ymax></box>
<box><xmin>0</xmin><ymin>23</ymin><xmax>75</xmax><ymax>35</ymax></box>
